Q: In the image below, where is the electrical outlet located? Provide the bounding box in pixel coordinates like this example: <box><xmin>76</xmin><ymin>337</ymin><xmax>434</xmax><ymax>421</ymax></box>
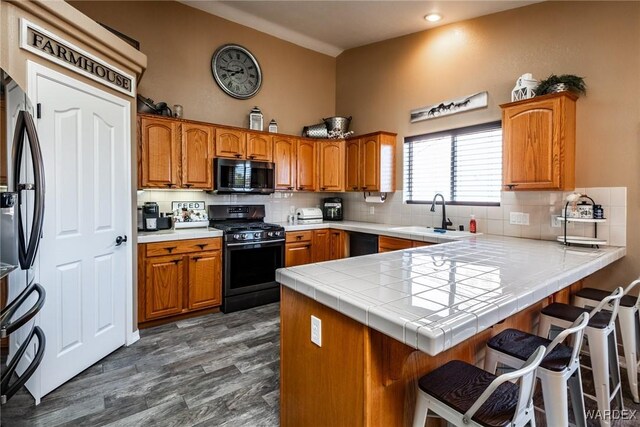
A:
<box><xmin>311</xmin><ymin>315</ymin><xmax>322</xmax><ymax>347</ymax></box>
<box><xmin>522</xmin><ymin>213</ymin><xmax>530</xmax><ymax>226</ymax></box>
<box><xmin>369</xmin><ymin>206</ymin><xmax>375</xmax><ymax>215</ymax></box>
<box><xmin>509</xmin><ymin>212</ymin><xmax>521</xmax><ymax>225</ymax></box>
<box><xmin>551</xmin><ymin>215</ymin><xmax>561</xmax><ymax>228</ymax></box>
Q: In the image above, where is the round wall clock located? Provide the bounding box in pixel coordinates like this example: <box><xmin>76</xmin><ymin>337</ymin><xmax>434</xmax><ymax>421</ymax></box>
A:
<box><xmin>211</xmin><ymin>44</ymin><xmax>262</xmax><ymax>99</ymax></box>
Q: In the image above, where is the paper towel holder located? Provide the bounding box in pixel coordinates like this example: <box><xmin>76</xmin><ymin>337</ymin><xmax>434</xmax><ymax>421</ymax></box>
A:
<box><xmin>363</xmin><ymin>191</ymin><xmax>387</xmax><ymax>203</ymax></box>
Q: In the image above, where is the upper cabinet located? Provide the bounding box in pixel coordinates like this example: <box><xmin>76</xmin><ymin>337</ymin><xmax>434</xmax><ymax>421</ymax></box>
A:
<box><xmin>317</xmin><ymin>140</ymin><xmax>345</xmax><ymax>192</ymax></box>
<box><xmin>215</xmin><ymin>128</ymin><xmax>273</xmax><ymax>161</ymax></box>
<box><xmin>501</xmin><ymin>92</ymin><xmax>576</xmax><ymax>191</ymax></box>
<box><xmin>138</xmin><ymin>115</ymin><xmax>214</xmax><ymax>190</ymax></box>
<box><xmin>182</xmin><ymin>123</ymin><xmax>214</xmax><ymax>189</ymax></box>
<box><xmin>345</xmin><ymin>132</ymin><xmax>396</xmax><ymax>193</ymax></box>
<box><xmin>296</xmin><ymin>139</ymin><xmax>317</xmax><ymax>191</ymax></box>
<box><xmin>215</xmin><ymin>127</ymin><xmax>245</xmax><ymax>159</ymax></box>
<box><xmin>139</xmin><ymin>116</ymin><xmax>181</xmax><ymax>188</ymax></box>
<box><xmin>273</xmin><ymin>135</ymin><xmax>297</xmax><ymax>191</ymax></box>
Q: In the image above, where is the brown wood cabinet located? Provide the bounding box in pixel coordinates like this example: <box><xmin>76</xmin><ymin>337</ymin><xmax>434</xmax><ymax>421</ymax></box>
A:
<box><xmin>273</xmin><ymin>135</ymin><xmax>297</xmax><ymax>191</ymax></box>
<box><xmin>501</xmin><ymin>92</ymin><xmax>576</xmax><ymax>191</ymax></box>
<box><xmin>345</xmin><ymin>132</ymin><xmax>396</xmax><ymax>192</ymax></box>
<box><xmin>286</xmin><ymin>229</ymin><xmax>346</xmax><ymax>266</ymax></box>
<box><xmin>312</xmin><ymin>229</ymin><xmax>331</xmax><ymax>262</ymax></box>
<box><xmin>317</xmin><ymin>140</ymin><xmax>345</xmax><ymax>192</ymax></box>
<box><xmin>285</xmin><ymin>242</ymin><xmax>313</xmax><ymax>267</ymax></box>
<box><xmin>246</xmin><ymin>132</ymin><xmax>273</xmax><ymax>161</ymax></box>
<box><xmin>139</xmin><ymin>115</ymin><xmax>181</xmax><ymax>188</ymax></box>
<box><xmin>296</xmin><ymin>139</ymin><xmax>317</xmax><ymax>191</ymax></box>
<box><xmin>215</xmin><ymin>127</ymin><xmax>245</xmax><ymax>159</ymax></box>
<box><xmin>378</xmin><ymin>235</ymin><xmax>433</xmax><ymax>253</ymax></box>
<box><xmin>181</xmin><ymin>123</ymin><xmax>214</xmax><ymax>189</ymax></box>
<box><xmin>138</xmin><ymin>237</ymin><xmax>222</xmax><ymax>325</ymax></box>
<box><xmin>329</xmin><ymin>230</ymin><xmax>346</xmax><ymax>260</ymax></box>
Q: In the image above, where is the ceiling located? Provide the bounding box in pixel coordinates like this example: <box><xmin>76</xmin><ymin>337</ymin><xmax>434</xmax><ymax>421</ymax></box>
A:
<box><xmin>179</xmin><ymin>1</ymin><xmax>542</xmax><ymax>57</ymax></box>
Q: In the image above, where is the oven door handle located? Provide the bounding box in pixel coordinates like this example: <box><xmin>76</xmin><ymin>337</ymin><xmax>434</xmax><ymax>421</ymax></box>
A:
<box><xmin>226</xmin><ymin>239</ymin><xmax>285</xmax><ymax>247</ymax></box>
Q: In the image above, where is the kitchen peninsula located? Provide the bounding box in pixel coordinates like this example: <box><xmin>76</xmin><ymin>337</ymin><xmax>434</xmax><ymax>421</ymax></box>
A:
<box><xmin>277</xmin><ymin>235</ymin><xmax>625</xmax><ymax>426</ymax></box>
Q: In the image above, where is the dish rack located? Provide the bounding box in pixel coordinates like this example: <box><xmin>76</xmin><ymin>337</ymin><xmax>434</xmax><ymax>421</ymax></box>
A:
<box><xmin>557</xmin><ymin>195</ymin><xmax>606</xmax><ymax>248</ymax></box>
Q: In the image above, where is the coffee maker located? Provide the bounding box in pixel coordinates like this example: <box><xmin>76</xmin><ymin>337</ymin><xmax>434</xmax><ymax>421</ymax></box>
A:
<box><xmin>142</xmin><ymin>202</ymin><xmax>159</xmax><ymax>231</ymax></box>
<box><xmin>322</xmin><ymin>197</ymin><xmax>343</xmax><ymax>221</ymax></box>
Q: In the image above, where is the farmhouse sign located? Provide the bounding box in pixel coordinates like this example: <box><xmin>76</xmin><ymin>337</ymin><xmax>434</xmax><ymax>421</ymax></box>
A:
<box><xmin>20</xmin><ymin>19</ymin><xmax>135</xmax><ymax>96</ymax></box>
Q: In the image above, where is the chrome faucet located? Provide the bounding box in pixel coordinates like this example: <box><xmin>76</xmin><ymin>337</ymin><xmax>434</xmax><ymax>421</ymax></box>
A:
<box><xmin>430</xmin><ymin>193</ymin><xmax>453</xmax><ymax>230</ymax></box>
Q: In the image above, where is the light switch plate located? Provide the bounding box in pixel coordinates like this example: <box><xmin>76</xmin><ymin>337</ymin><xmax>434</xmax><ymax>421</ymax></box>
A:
<box><xmin>311</xmin><ymin>315</ymin><xmax>322</xmax><ymax>347</ymax></box>
<box><xmin>551</xmin><ymin>215</ymin><xmax>561</xmax><ymax>228</ymax></box>
<box><xmin>522</xmin><ymin>213</ymin><xmax>530</xmax><ymax>226</ymax></box>
<box><xmin>509</xmin><ymin>212</ymin><xmax>521</xmax><ymax>225</ymax></box>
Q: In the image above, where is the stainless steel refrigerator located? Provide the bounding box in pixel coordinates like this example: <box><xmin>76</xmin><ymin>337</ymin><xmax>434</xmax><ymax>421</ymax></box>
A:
<box><xmin>0</xmin><ymin>69</ymin><xmax>46</xmax><ymax>405</ymax></box>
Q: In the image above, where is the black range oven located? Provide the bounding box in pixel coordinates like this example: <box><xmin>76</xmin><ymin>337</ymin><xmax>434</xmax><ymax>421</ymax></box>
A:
<box><xmin>209</xmin><ymin>205</ymin><xmax>284</xmax><ymax>313</ymax></box>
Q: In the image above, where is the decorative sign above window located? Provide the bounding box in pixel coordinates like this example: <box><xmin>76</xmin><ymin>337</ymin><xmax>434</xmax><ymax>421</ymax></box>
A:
<box><xmin>19</xmin><ymin>19</ymin><xmax>135</xmax><ymax>97</ymax></box>
<box><xmin>410</xmin><ymin>91</ymin><xmax>488</xmax><ymax>123</ymax></box>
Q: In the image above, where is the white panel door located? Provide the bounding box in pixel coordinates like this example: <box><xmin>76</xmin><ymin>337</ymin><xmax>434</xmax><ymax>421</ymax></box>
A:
<box><xmin>29</xmin><ymin>63</ymin><xmax>131</xmax><ymax>398</ymax></box>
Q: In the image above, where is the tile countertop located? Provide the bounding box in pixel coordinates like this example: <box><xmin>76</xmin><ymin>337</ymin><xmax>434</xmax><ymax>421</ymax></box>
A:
<box><xmin>138</xmin><ymin>228</ymin><xmax>223</xmax><ymax>244</ymax></box>
<box><xmin>276</xmin><ymin>234</ymin><xmax>626</xmax><ymax>356</ymax></box>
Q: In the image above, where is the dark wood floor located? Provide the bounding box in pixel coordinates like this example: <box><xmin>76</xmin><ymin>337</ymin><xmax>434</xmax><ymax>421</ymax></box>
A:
<box><xmin>1</xmin><ymin>301</ymin><xmax>639</xmax><ymax>426</ymax></box>
<box><xmin>1</xmin><ymin>303</ymin><xmax>280</xmax><ymax>427</ymax></box>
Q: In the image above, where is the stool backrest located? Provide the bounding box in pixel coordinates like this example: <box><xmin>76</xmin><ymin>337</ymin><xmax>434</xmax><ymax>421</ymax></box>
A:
<box><xmin>546</xmin><ymin>312</ymin><xmax>589</xmax><ymax>365</ymax></box>
<box><xmin>623</xmin><ymin>278</ymin><xmax>640</xmax><ymax>309</ymax></box>
<box><xmin>589</xmin><ymin>287</ymin><xmax>623</xmax><ymax>329</ymax></box>
<box><xmin>462</xmin><ymin>345</ymin><xmax>546</xmax><ymax>425</ymax></box>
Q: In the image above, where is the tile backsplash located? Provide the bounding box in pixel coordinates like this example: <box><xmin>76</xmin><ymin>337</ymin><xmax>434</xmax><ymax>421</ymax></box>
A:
<box><xmin>341</xmin><ymin>187</ymin><xmax>627</xmax><ymax>246</ymax></box>
<box><xmin>137</xmin><ymin>190</ymin><xmax>329</xmax><ymax>224</ymax></box>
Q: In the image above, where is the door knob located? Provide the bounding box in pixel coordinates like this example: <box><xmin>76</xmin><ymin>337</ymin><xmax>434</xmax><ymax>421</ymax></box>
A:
<box><xmin>115</xmin><ymin>235</ymin><xmax>128</xmax><ymax>246</ymax></box>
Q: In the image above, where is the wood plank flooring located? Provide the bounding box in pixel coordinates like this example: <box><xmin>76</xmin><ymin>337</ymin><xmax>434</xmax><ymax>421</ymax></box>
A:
<box><xmin>2</xmin><ymin>301</ymin><xmax>639</xmax><ymax>426</ymax></box>
<box><xmin>1</xmin><ymin>303</ymin><xmax>280</xmax><ymax>427</ymax></box>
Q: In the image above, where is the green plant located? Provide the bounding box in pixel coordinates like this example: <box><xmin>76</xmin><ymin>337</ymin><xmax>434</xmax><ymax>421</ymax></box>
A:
<box><xmin>535</xmin><ymin>74</ymin><xmax>587</xmax><ymax>96</ymax></box>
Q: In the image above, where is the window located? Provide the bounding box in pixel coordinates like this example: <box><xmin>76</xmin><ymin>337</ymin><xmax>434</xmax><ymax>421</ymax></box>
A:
<box><xmin>403</xmin><ymin>121</ymin><xmax>502</xmax><ymax>205</ymax></box>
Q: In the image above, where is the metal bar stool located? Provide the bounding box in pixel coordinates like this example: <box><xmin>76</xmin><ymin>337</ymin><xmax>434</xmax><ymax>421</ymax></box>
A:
<box><xmin>573</xmin><ymin>279</ymin><xmax>640</xmax><ymax>404</ymax></box>
<box><xmin>485</xmin><ymin>312</ymin><xmax>589</xmax><ymax>427</ymax></box>
<box><xmin>538</xmin><ymin>287</ymin><xmax>624</xmax><ymax>427</ymax></box>
<box><xmin>413</xmin><ymin>346</ymin><xmax>545</xmax><ymax>427</ymax></box>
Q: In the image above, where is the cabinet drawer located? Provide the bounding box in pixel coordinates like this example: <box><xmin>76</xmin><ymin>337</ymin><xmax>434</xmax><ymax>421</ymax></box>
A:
<box><xmin>146</xmin><ymin>238</ymin><xmax>221</xmax><ymax>257</ymax></box>
<box><xmin>378</xmin><ymin>236</ymin><xmax>413</xmax><ymax>252</ymax></box>
<box><xmin>285</xmin><ymin>231</ymin><xmax>313</xmax><ymax>243</ymax></box>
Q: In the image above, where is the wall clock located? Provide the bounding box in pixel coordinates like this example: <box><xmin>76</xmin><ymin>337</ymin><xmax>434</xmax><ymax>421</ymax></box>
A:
<box><xmin>211</xmin><ymin>44</ymin><xmax>262</xmax><ymax>99</ymax></box>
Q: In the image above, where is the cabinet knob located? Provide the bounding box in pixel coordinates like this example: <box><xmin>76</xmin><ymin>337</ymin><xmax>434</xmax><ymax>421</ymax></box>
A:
<box><xmin>352</xmin><ymin>186</ymin><xmax>358</xmax><ymax>191</ymax></box>
<box><xmin>297</xmin><ymin>187</ymin><xmax>304</xmax><ymax>191</ymax></box>
<box><xmin>505</xmin><ymin>184</ymin><xmax>518</xmax><ymax>190</ymax></box>
<box><xmin>192</xmin><ymin>257</ymin><xmax>201</xmax><ymax>262</ymax></box>
<box><xmin>320</xmin><ymin>187</ymin><xmax>327</xmax><ymax>191</ymax></box>
<box><xmin>172</xmin><ymin>259</ymin><xmax>180</xmax><ymax>265</ymax></box>
<box><xmin>165</xmin><ymin>246</ymin><xmax>177</xmax><ymax>253</ymax></box>
<box><xmin>287</xmin><ymin>186</ymin><xmax>294</xmax><ymax>190</ymax></box>
<box><xmin>248</xmin><ymin>155</ymin><xmax>255</xmax><ymax>159</ymax></box>
<box><xmin>184</xmin><ymin>184</ymin><xmax>192</xmax><ymax>188</ymax></box>
<box><xmin>234</xmin><ymin>153</ymin><xmax>242</xmax><ymax>158</ymax></box>
<box><xmin>361</xmin><ymin>186</ymin><xmax>368</xmax><ymax>190</ymax></box>
<box><xmin>165</xmin><ymin>183</ymin><xmax>174</xmax><ymax>188</ymax></box>
<box><xmin>196</xmin><ymin>244</ymin><xmax>207</xmax><ymax>250</ymax></box>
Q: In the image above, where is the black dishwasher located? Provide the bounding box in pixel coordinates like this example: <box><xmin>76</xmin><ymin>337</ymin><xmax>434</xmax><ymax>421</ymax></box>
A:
<box><xmin>348</xmin><ymin>232</ymin><xmax>379</xmax><ymax>257</ymax></box>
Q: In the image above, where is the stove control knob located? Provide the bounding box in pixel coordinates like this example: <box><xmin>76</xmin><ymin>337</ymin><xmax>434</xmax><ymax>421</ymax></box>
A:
<box><xmin>275</xmin><ymin>231</ymin><xmax>282</xmax><ymax>237</ymax></box>
<box><xmin>254</xmin><ymin>232</ymin><xmax>262</xmax><ymax>239</ymax></box>
<box><xmin>267</xmin><ymin>232</ymin><xmax>274</xmax><ymax>237</ymax></box>
<box><xmin>233</xmin><ymin>234</ymin><xmax>241</xmax><ymax>240</ymax></box>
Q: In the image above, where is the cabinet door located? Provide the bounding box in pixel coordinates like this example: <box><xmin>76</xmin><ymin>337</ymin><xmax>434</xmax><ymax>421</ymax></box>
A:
<box><xmin>182</xmin><ymin>123</ymin><xmax>214</xmax><ymax>189</ymax></box>
<box><xmin>329</xmin><ymin>230</ymin><xmax>345</xmax><ymax>260</ymax></box>
<box><xmin>273</xmin><ymin>136</ymin><xmax>297</xmax><ymax>191</ymax></box>
<box><xmin>247</xmin><ymin>132</ymin><xmax>273</xmax><ymax>161</ymax></box>
<box><xmin>215</xmin><ymin>127</ymin><xmax>245</xmax><ymax>158</ymax></box>
<box><xmin>139</xmin><ymin>116</ymin><xmax>181</xmax><ymax>188</ymax></box>
<box><xmin>296</xmin><ymin>139</ymin><xmax>317</xmax><ymax>191</ymax></box>
<box><xmin>188</xmin><ymin>251</ymin><xmax>222</xmax><ymax>310</ymax></box>
<box><xmin>502</xmin><ymin>96</ymin><xmax>563</xmax><ymax>190</ymax></box>
<box><xmin>145</xmin><ymin>255</ymin><xmax>184</xmax><ymax>320</ymax></box>
<box><xmin>317</xmin><ymin>140</ymin><xmax>345</xmax><ymax>192</ymax></box>
<box><xmin>285</xmin><ymin>242</ymin><xmax>312</xmax><ymax>267</ymax></box>
<box><xmin>345</xmin><ymin>139</ymin><xmax>360</xmax><ymax>191</ymax></box>
<box><xmin>312</xmin><ymin>229</ymin><xmax>331</xmax><ymax>263</ymax></box>
<box><xmin>360</xmin><ymin>136</ymin><xmax>380</xmax><ymax>191</ymax></box>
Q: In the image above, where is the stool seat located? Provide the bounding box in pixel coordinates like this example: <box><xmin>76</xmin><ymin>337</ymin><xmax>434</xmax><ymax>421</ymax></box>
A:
<box><xmin>541</xmin><ymin>302</ymin><xmax>612</xmax><ymax>329</ymax></box>
<box><xmin>487</xmin><ymin>328</ymin><xmax>573</xmax><ymax>372</ymax></box>
<box><xmin>418</xmin><ymin>360</ymin><xmax>518</xmax><ymax>427</ymax></box>
<box><xmin>576</xmin><ymin>287</ymin><xmax>637</xmax><ymax>308</ymax></box>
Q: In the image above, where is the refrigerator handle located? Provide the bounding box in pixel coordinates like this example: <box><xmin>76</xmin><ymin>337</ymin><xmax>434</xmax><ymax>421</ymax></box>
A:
<box><xmin>0</xmin><ymin>325</ymin><xmax>45</xmax><ymax>404</ymax></box>
<box><xmin>12</xmin><ymin>110</ymin><xmax>45</xmax><ymax>270</ymax></box>
<box><xmin>0</xmin><ymin>282</ymin><xmax>46</xmax><ymax>338</ymax></box>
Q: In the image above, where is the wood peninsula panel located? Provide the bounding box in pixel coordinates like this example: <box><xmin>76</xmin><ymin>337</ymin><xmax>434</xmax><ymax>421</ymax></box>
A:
<box><xmin>280</xmin><ymin>281</ymin><xmax>584</xmax><ymax>427</ymax></box>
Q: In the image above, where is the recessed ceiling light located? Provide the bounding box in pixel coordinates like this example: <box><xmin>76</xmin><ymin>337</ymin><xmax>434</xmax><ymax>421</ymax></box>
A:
<box><xmin>425</xmin><ymin>13</ymin><xmax>442</xmax><ymax>22</ymax></box>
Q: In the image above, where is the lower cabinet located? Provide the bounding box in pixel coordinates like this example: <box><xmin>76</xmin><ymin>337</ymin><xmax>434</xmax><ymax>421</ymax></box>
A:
<box><xmin>285</xmin><ymin>229</ymin><xmax>347</xmax><ymax>266</ymax></box>
<box><xmin>378</xmin><ymin>235</ymin><xmax>433</xmax><ymax>253</ymax></box>
<box><xmin>138</xmin><ymin>237</ymin><xmax>222</xmax><ymax>325</ymax></box>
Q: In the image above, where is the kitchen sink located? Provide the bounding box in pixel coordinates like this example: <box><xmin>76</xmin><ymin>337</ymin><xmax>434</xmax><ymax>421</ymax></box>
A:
<box><xmin>388</xmin><ymin>226</ymin><xmax>479</xmax><ymax>239</ymax></box>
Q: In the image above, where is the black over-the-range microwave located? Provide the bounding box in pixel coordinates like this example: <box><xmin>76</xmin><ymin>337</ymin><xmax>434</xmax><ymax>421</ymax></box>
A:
<box><xmin>214</xmin><ymin>158</ymin><xmax>275</xmax><ymax>194</ymax></box>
